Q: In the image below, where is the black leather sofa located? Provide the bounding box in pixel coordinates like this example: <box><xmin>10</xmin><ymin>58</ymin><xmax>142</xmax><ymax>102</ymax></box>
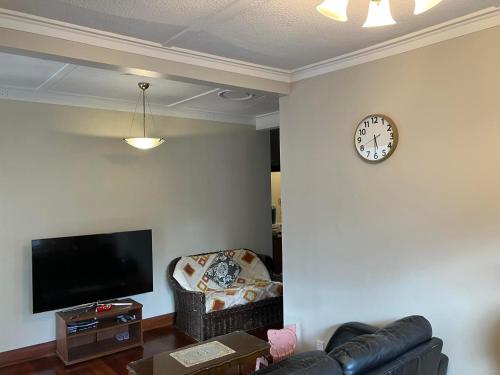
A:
<box><xmin>254</xmin><ymin>316</ymin><xmax>448</xmax><ymax>375</ymax></box>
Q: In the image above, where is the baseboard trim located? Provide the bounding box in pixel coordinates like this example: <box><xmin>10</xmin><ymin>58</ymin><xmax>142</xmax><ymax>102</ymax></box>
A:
<box><xmin>0</xmin><ymin>312</ymin><xmax>176</xmax><ymax>368</ymax></box>
<box><xmin>0</xmin><ymin>341</ymin><xmax>57</xmax><ymax>369</ymax></box>
<box><xmin>142</xmin><ymin>313</ymin><xmax>176</xmax><ymax>332</ymax></box>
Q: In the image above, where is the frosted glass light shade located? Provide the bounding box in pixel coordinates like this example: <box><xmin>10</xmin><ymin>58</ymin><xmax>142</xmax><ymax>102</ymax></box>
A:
<box><xmin>123</xmin><ymin>137</ymin><xmax>165</xmax><ymax>150</ymax></box>
<box><xmin>316</xmin><ymin>0</ymin><xmax>349</xmax><ymax>22</ymax></box>
<box><xmin>363</xmin><ymin>0</ymin><xmax>396</xmax><ymax>27</ymax></box>
<box><xmin>414</xmin><ymin>0</ymin><xmax>443</xmax><ymax>15</ymax></box>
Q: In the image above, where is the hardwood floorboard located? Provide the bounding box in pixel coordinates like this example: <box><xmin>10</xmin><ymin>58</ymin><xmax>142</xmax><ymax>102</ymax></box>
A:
<box><xmin>0</xmin><ymin>326</ymin><xmax>273</xmax><ymax>375</ymax></box>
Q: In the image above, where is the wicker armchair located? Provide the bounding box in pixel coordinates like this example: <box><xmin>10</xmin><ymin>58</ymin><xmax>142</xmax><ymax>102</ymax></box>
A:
<box><xmin>167</xmin><ymin>251</ymin><xmax>283</xmax><ymax>341</ymax></box>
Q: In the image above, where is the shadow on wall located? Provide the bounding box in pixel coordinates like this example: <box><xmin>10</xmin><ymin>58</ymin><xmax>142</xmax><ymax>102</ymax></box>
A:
<box><xmin>490</xmin><ymin>318</ymin><xmax>500</xmax><ymax>372</ymax></box>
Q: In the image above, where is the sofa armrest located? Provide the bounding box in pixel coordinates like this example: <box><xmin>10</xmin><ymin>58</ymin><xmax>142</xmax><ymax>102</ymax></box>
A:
<box><xmin>438</xmin><ymin>354</ymin><xmax>449</xmax><ymax>375</ymax></box>
<box><xmin>167</xmin><ymin>257</ymin><xmax>206</xmax><ymax>310</ymax></box>
<box><xmin>257</xmin><ymin>254</ymin><xmax>282</xmax><ymax>282</ymax></box>
<box><xmin>325</xmin><ymin>322</ymin><xmax>378</xmax><ymax>353</ymax></box>
<box><xmin>270</xmin><ymin>272</ymin><xmax>283</xmax><ymax>282</ymax></box>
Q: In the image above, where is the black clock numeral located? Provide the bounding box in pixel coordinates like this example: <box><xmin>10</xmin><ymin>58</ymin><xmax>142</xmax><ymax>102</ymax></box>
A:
<box><xmin>374</xmin><ymin>153</ymin><xmax>379</xmax><ymax>160</ymax></box>
<box><xmin>390</xmin><ymin>133</ymin><xmax>394</xmax><ymax>140</ymax></box>
<box><xmin>359</xmin><ymin>129</ymin><xmax>366</xmax><ymax>136</ymax></box>
<box><xmin>357</xmin><ymin>137</ymin><xmax>362</xmax><ymax>143</ymax></box>
<box><xmin>381</xmin><ymin>118</ymin><xmax>385</xmax><ymax>125</ymax></box>
<box><xmin>360</xmin><ymin>145</ymin><xmax>364</xmax><ymax>152</ymax></box>
<box><xmin>382</xmin><ymin>149</ymin><xmax>387</xmax><ymax>156</ymax></box>
<box><xmin>371</xmin><ymin>117</ymin><xmax>378</xmax><ymax>124</ymax></box>
<box><xmin>387</xmin><ymin>126</ymin><xmax>392</xmax><ymax>132</ymax></box>
<box><xmin>366</xmin><ymin>151</ymin><xmax>370</xmax><ymax>157</ymax></box>
<box><xmin>388</xmin><ymin>142</ymin><xmax>392</xmax><ymax>149</ymax></box>
<box><xmin>364</xmin><ymin>121</ymin><xmax>370</xmax><ymax>128</ymax></box>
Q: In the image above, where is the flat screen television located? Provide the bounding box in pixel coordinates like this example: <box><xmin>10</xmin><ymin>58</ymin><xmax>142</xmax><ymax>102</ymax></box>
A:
<box><xmin>32</xmin><ymin>229</ymin><xmax>153</xmax><ymax>313</ymax></box>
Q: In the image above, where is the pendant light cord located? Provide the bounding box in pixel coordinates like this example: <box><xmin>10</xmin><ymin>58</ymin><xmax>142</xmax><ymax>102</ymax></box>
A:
<box><xmin>142</xmin><ymin>87</ymin><xmax>146</xmax><ymax>138</ymax></box>
<box><xmin>147</xmin><ymin>97</ymin><xmax>157</xmax><ymax>136</ymax></box>
<box><xmin>129</xmin><ymin>94</ymin><xmax>141</xmax><ymax>138</ymax></box>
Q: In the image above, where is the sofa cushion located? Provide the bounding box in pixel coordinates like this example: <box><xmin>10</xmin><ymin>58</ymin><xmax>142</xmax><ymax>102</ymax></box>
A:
<box><xmin>255</xmin><ymin>351</ymin><xmax>343</xmax><ymax>375</ymax></box>
<box><xmin>205</xmin><ymin>252</ymin><xmax>241</xmax><ymax>288</ymax></box>
<box><xmin>329</xmin><ymin>316</ymin><xmax>432</xmax><ymax>375</ymax></box>
<box><xmin>204</xmin><ymin>280</ymin><xmax>283</xmax><ymax>312</ymax></box>
<box><xmin>173</xmin><ymin>249</ymin><xmax>271</xmax><ymax>292</ymax></box>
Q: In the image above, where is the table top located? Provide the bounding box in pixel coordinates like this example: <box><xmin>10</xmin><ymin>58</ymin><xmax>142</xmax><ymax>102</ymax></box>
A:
<box><xmin>127</xmin><ymin>331</ymin><xmax>269</xmax><ymax>375</ymax></box>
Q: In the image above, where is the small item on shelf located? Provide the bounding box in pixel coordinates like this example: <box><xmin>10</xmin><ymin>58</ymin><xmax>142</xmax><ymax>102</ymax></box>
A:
<box><xmin>115</xmin><ymin>331</ymin><xmax>130</xmax><ymax>341</ymax></box>
<box><xmin>67</xmin><ymin>318</ymin><xmax>99</xmax><ymax>334</ymax></box>
<box><xmin>116</xmin><ymin>314</ymin><xmax>137</xmax><ymax>323</ymax></box>
<box><xmin>96</xmin><ymin>303</ymin><xmax>112</xmax><ymax>313</ymax></box>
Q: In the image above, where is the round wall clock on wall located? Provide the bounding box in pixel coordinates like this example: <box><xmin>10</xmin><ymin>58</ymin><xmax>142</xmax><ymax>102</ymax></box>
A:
<box><xmin>354</xmin><ymin>114</ymin><xmax>398</xmax><ymax>163</ymax></box>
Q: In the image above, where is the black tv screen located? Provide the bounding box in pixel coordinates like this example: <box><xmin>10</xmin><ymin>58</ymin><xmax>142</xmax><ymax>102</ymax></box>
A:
<box><xmin>32</xmin><ymin>229</ymin><xmax>153</xmax><ymax>313</ymax></box>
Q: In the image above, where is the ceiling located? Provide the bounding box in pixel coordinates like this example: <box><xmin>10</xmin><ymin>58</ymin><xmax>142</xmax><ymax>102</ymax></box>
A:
<box><xmin>0</xmin><ymin>51</ymin><xmax>279</xmax><ymax>125</ymax></box>
<box><xmin>0</xmin><ymin>0</ymin><xmax>498</xmax><ymax>70</ymax></box>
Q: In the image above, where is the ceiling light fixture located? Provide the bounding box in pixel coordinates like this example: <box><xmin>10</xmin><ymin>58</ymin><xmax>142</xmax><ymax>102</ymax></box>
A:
<box><xmin>363</xmin><ymin>0</ymin><xmax>395</xmax><ymax>28</ymax></box>
<box><xmin>316</xmin><ymin>0</ymin><xmax>349</xmax><ymax>22</ymax></box>
<box><xmin>414</xmin><ymin>0</ymin><xmax>443</xmax><ymax>15</ymax></box>
<box><xmin>317</xmin><ymin>0</ymin><xmax>443</xmax><ymax>27</ymax></box>
<box><xmin>123</xmin><ymin>82</ymin><xmax>165</xmax><ymax>150</ymax></box>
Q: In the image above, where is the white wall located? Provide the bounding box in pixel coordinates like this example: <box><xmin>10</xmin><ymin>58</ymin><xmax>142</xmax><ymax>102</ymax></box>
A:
<box><xmin>280</xmin><ymin>26</ymin><xmax>500</xmax><ymax>374</ymax></box>
<box><xmin>0</xmin><ymin>100</ymin><xmax>271</xmax><ymax>352</ymax></box>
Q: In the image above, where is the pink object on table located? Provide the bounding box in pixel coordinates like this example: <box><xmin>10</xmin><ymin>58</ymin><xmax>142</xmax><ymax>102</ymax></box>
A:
<box><xmin>255</xmin><ymin>324</ymin><xmax>298</xmax><ymax>370</ymax></box>
<box><xmin>268</xmin><ymin>324</ymin><xmax>297</xmax><ymax>362</ymax></box>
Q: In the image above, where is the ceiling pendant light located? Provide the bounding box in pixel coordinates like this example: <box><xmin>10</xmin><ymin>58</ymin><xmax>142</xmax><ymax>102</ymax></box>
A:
<box><xmin>316</xmin><ymin>0</ymin><xmax>349</xmax><ymax>22</ymax></box>
<box><xmin>363</xmin><ymin>0</ymin><xmax>396</xmax><ymax>28</ymax></box>
<box><xmin>123</xmin><ymin>82</ymin><xmax>165</xmax><ymax>150</ymax></box>
<box><xmin>414</xmin><ymin>0</ymin><xmax>443</xmax><ymax>15</ymax></box>
<box><xmin>317</xmin><ymin>0</ymin><xmax>441</xmax><ymax>27</ymax></box>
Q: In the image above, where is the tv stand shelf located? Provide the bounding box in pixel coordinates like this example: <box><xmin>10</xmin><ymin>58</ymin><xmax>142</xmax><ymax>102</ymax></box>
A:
<box><xmin>56</xmin><ymin>298</ymin><xmax>143</xmax><ymax>366</ymax></box>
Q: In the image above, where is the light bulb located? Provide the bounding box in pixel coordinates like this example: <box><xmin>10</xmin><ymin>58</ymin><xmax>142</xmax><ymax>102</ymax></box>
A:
<box><xmin>363</xmin><ymin>0</ymin><xmax>396</xmax><ymax>28</ymax></box>
<box><xmin>316</xmin><ymin>0</ymin><xmax>349</xmax><ymax>22</ymax></box>
<box><xmin>123</xmin><ymin>138</ymin><xmax>165</xmax><ymax>150</ymax></box>
<box><xmin>414</xmin><ymin>0</ymin><xmax>443</xmax><ymax>15</ymax></box>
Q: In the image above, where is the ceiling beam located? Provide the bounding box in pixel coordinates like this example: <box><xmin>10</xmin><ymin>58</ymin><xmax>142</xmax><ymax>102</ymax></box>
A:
<box><xmin>0</xmin><ymin>9</ymin><xmax>291</xmax><ymax>95</ymax></box>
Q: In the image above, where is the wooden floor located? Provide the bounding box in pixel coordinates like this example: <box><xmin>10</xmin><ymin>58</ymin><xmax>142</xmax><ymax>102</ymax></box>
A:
<box><xmin>0</xmin><ymin>327</ymin><xmax>270</xmax><ymax>375</ymax></box>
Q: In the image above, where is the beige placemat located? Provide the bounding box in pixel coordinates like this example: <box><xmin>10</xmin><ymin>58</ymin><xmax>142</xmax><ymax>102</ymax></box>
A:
<box><xmin>170</xmin><ymin>341</ymin><xmax>236</xmax><ymax>368</ymax></box>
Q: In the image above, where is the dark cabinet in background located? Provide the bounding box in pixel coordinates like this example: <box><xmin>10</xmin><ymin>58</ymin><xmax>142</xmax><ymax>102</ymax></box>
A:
<box><xmin>270</xmin><ymin>128</ymin><xmax>280</xmax><ymax>172</ymax></box>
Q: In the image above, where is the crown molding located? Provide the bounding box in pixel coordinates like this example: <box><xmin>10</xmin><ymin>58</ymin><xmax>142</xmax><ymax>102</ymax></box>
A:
<box><xmin>0</xmin><ymin>8</ymin><xmax>291</xmax><ymax>83</ymax></box>
<box><xmin>291</xmin><ymin>7</ymin><xmax>500</xmax><ymax>81</ymax></box>
<box><xmin>0</xmin><ymin>86</ymin><xmax>256</xmax><ymax>126</ymax></box>
<box><xmin>0</xmin><ymin>6</ymin><xmax>498</xmax><ymax>86</ymax></box>
<box><xmin>256</xmin><ymin>111</ymin><xmax>280</xmax><ymax>130</ymax></box>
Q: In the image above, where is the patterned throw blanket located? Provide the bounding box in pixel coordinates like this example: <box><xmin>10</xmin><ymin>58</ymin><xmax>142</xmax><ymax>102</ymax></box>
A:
<box><xmin>173</xmin><ymin>249</ymin><xmax>283</xmax><ymax>313</ymax></box>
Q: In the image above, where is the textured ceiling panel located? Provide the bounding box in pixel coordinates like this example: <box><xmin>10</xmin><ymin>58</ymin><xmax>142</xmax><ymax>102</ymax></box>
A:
<box><xmin>0</xmin><ymin>52</ymin><xmax>66</xmax><ymax>89</ymax></box>
<box><xmin>0</xmin><ymin>0</ymin><xmax>498</xmax><ymax>69</ymax></box>
<box><xmin>0</xmin><ymin>0</ymin><xmax>236</xmax><ymax>43</ymax></box>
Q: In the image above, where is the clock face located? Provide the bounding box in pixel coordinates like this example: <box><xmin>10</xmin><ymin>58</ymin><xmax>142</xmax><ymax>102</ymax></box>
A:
<box><xmin>354</xmin><ymin>114</ymin><xmax>398</xmax><ymax>163</ymax></box>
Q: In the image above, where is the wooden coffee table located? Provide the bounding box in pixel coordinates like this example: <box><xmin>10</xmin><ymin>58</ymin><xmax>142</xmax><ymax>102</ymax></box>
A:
<box><xmin>127</xmin><ymin>331</ymin><xmax>270</xmax><ymax>375</ymax></box>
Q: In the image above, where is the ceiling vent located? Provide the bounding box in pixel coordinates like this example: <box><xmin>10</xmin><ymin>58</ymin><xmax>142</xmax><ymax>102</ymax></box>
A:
<box><xmin>218</xmin><ymin>89</ymin><xmax>255</xmax><ymax>101</ymax></box>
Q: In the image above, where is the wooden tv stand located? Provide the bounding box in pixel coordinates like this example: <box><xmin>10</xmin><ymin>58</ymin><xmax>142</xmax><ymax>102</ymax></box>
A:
<box><xmin>56</xmin><ymin>298</ymin><xmax>143</xmax><ymax>366</ymax></box>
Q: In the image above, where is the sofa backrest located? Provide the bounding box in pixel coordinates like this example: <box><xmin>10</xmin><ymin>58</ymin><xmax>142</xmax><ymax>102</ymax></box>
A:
<box><xmin>172</xmin><ymin>249</ymin><xmax>271</xmax><ymax>292</ymax></box>
<box><xmin>329</xmin><ymin>316</ymin><xmax>433</xmax><ymax>375</ymax></box>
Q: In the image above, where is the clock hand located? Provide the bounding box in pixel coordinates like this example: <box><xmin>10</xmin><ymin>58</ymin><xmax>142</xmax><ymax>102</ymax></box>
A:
<box><xmin>373</xmin><ymin>135</ymin><xmax>378</xmax><ymax>150</ymax></box>
<box><xmin>363</xmin><ymin>134</ymin><xmax>381</xmax><ymax>146</ymax></box>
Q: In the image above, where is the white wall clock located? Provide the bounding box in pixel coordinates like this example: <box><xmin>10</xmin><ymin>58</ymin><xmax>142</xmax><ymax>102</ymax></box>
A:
<box><xmin>354</xmin><ymin>114</ymin><xmax>398</xmax><ymax>163</ymax></box>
